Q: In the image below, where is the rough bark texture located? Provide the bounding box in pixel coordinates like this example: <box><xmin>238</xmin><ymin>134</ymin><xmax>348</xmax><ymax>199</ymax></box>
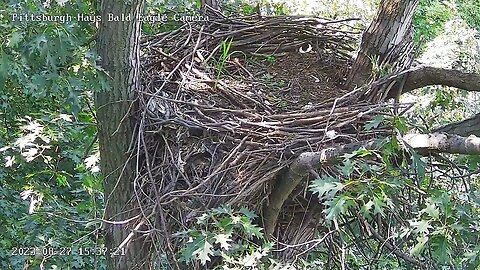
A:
<box><xmin>434</xmin><ymin>113</ymin><xmax>480</xmax><ymax>137</ymax></box>
<box><xmin>345</xmin><ymin>0</ymin><xmax>419</xmax><ymax>90</ymax></box>
<box><xmin>201</xmin><ymin>0</ymin><xmax>221</xmax><ymax>10</ymax></box>
<box><xmin>95</xmin><ymin>0</ymin><xmax>148</xmax><ymax>269</ymax></box>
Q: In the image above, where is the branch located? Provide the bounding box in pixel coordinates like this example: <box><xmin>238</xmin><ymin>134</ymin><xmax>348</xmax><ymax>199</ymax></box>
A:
<box><xmin>263</xmin><ymin>141</ymin><xmax>379</xmax><ymax>236</ymax></box>
<box><xmin>403</xmin><ymin>66</ymin><xmax>480</xmax><ymax>93</ymax></box>
<box><xmin>403</xmin><ymin>133</ymin><xmax>480</xmax><ymax>155</ymax></box>
<box><xmin>264</xmin><ymin>133</ymin><xmax>480</xmax><ymax>236</ymax></box>
<box><xmin>357</xmin><ymin>215</ymin><xmax>430</xmax><ymax>268</ymax></box>
<box><xmin>433</xmin><ymin>113</ymin><xmax>480</xmax><ymax>137</ymax></box>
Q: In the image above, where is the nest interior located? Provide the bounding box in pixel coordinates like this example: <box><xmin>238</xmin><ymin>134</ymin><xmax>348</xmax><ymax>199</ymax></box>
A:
<box><xmin>135</xmin><ymin>12</ymin><xmax>405</xmax><ymax>260</ymax></box>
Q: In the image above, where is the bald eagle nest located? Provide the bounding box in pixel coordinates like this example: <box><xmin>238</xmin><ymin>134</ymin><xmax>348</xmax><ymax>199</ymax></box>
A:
<box><xmin>135</xmin><ymin>11</ymin><xmax>410</xmax><ymax>264</ymax></box>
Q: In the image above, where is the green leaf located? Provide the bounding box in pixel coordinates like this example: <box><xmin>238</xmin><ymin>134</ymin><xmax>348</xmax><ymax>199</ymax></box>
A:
<box><xmin>410</xmin><ymin>235</ymin><xmax>428</xmax><ymax>256</ymax></box>
<box><xmin>420</xmin><ymin>201</ymin><xmax>440</xmax><ymax>219</ymax></box>
<box><xmin>218</xmin><ymin>216</ymin><xmax>233</xmax><ymax>232</ymax></box>
<box><xmin>0</xmin><ymin>51</ymin><xmax>9</xmax><ymax>91</ymax></box>
<box><xmin>432</xmin><ymin>236</ymin><xmax>451</xmax><ymax>264</ymax></box>
<box><xmin>411</xmin><ymin>152</ymin><xmax>426</xmax><ymax>180</ymax></box>
<box><xmin>323</xmin><ymin>196</ymin><xmax>348</xmax><ymax>221</ymax></box>
<box><xmin>29</xmin><ymin>34</ymin><xmax>48</xmax><ymax>54</ymax></box>
<box><xmin>310</xmin><ymin>177</ymin><xmax>345</xmax><ymax>200</ymax></box>
<box><xmin>8</xmin><ymin>31</ymin><xmax>23</xmax><ymax>47</ymax></box>
<box><xmin>193</xmin><ymin>240</ymin><xmax>213</xmax><ymax>265</ymax></box>
<box><xmin>373</xmin><ymin>196</ymin><xmax>386</xmax><ymax>216</ymax></box>
<box><xmin>394</xmin><ymin>116</ymin><xmax>408</xmax><ymax>133</ymax></box>
<box><xmin>180</xmin><ymin>236</ymin><xmax>204</xmax><ymax>263</ymax></box>
<box><xmin>211</xmin><ymin>205</ymin><xmax>232</xmax><ymax>215</ymax></box>
<box><xmin>338</xmin><ymin>159</ymin><xmax>354</xmax><ymax>177</ymax></box>
<box><xmin>31</xmin><ymin>74</ymin><xmax>48</xmax><ymax>92</ymax></box>
<box><xmin>463</xmin><ymin>246</ymin><xmax>480</xmax><ymax>264</ymax></box>
<box><xmin>240</xmin><ymin>207</ymin><xmax>257</xmax><ymax>220</ymax></box>
<box><xmin>410</xmin><ymin>220</ymin><xmax>432</xmax><ymax>235</ymax></box>
<box><xmin>466</xmin><ymin>155</ymin><xmax>480</xmax><ymax>171</ymax></box>
<box><xmin>214</xmin><ymin>233</ymin><xmax>232</xmax><ymax>251</ymax></box>
<box><xmin>242</xmin><ymin>220</ymin><xmax>263</xmax><ymax>239</ymax></box>
<box><xmin>72</xmin><ymin>255</ymin><xmax>86</xmax><ymax>268</ymax></box>
<box><xmin>56</xmin><ymin>174</ymin><xmax>70</xmax><ymax>187</ymax></box>
<box><xmin>364</xmin><ymin>115</ymin><xmax>385</xmax><ymax>131</ymax></box>
<box><xmin>360</xmin><ymin>200</ymin><xmax>374</xmax><ymax>219</ymax></box>
<box><xmin>352</xmin><ymin>148</ymin><xmax>373</xmax><ymax>157</ymax></box>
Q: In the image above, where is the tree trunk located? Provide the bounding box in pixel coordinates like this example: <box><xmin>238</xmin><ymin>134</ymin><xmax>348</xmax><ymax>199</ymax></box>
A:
<box><xmin>201</xmin><ymin>0</ymin><xmax>222</xmax><ymax>10</ymax></box>
<box><xmin>95</xmin><ymin>0</ymin><xmax>149</xmax><ymax>269</ymax></box>
<box><xmin>345</xmin><ymin>0</ymin><xmax>419</xmax><ymax>90</ymax></box>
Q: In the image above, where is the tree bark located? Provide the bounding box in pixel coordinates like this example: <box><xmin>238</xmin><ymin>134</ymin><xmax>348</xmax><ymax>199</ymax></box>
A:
<box><xmin>95</xmin><ymin>0</ymin><xmax>149</xmax><ymax>269</ymax></box>
<box><xmin>402</xmin><ymin>66</ymin><xmax>480</xmax><ymax>93</ymax></box>
<box><xmin>345</xmin><ymin>0</ymin><xmax>419</xmax><ymax>90</ymax></box>
<box><xmin>383</xmin><ymin>66</ymin><xmax>480</xmax><ymax>99</ymax></box>
<box><xmin>434</xmin><ymin>113</ymin><xmax>480</xmax><ymax>137</ymax></box>
<box><xmin>201</xmin><ymin>0</ymin><xmax>221</xmax><ymax>10</ymax></box>
<box><xmin>403</xmin><ymin>133</ymin><xmax>480</xmax><ymax>155</ymax></box>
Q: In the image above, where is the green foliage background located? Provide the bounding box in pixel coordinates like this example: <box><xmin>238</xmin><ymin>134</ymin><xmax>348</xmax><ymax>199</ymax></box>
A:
<box><xmin>0</xmin><ymin>0</ymin><xmax>105</xmax><ymax>268</ymax></box>
<box><xmin>457</xmin><ymin>0</ymin><xmax>480</xmax><ymax>31</ymax></box>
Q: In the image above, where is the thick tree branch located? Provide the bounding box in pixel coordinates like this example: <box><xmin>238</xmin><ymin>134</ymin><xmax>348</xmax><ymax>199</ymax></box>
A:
<box><xmin>403</xmin><ymin>66</ymin><xmax>480</xmax><ymax>93</ymax></box>
<box><xmin>264</xmin><ymin>133</ymin><xmax>480</xmax><ymax>236</ymax></box>
<box><xmin>264</xmin><ymin>141</ymin><xmax>379</xmax><ymax>236</ymax></box>
<box><xmin>403</xmin><ymin>133</ymin><xmax>480</xmax><ymax>155</ymax></box>
<box><xmin>433</xmin><ymin>113</ymin><xmax>480</xmax><ymax>137</ymax></box>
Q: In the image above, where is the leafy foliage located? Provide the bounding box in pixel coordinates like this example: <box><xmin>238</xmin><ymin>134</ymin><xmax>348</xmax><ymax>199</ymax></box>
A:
<box><xmin>307</xmin><ymin>128</ymin><xmax>480</xmax><ymax>268</ymax></box>
<box><xmin>177</xmin><ymin>206</ymin><xmax>277</xmax><ymax>268</ymax></box>
<box><xmin>0</xmin><ymin>0</ymin><xmax>105</xmax><ymax>268</ymax></box>
<box><xmin>456</xmin><ymin>0</ymin><xmax>480</xmax><ymax>31</ymax></box>
<box><xmin>1</xmin><ymin>0</ymin><xmax>479</xmax><ymax>269</ymax></box>
<box><xmin>413</xmin><ymin>0</ymin><xmax>454</xmax><ymax>49</ymax></box>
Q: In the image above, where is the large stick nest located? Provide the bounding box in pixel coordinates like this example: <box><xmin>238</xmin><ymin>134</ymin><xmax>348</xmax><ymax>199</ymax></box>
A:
<box><xmin>135</xmin><ymin>12</ymin><xmax>407</xmax><ymax>262</ymax></box>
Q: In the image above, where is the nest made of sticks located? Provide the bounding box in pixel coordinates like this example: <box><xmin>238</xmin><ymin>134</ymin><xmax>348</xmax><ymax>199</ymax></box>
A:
<box><xmin>133</xmin><ymin>11</ymin><xmax>409</xmax><ymax>262</ymax></box>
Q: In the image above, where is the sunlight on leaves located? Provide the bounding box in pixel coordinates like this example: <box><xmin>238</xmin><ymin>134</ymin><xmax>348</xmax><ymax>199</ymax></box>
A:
<box><xmin>193</xmin><ymin>240</ymin><xmax>213</xmax><ymax>265</ymax></box>
<box><xmin>214</xmin><ymin>233</ymin><xmax>232</xmax><ymax>251</ymax></box>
